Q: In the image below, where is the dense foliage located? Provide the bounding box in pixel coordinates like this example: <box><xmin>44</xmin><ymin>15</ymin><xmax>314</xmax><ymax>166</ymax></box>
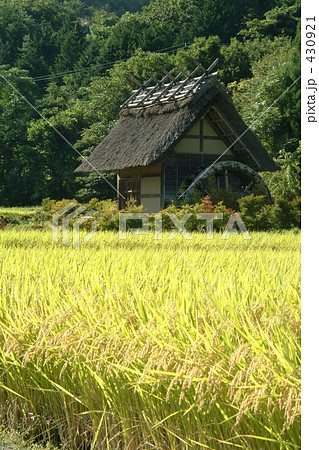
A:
<box><xmin>36</xmin><ymin>190</ymin><xmax>301</xmax><ymax>232</ymax></box>
<box><xmin>62</xmin><ymin>0</ymin><xmax>151</xmax><ymax>16</ymax></box>
<box><xmin>0</xmin><ymin>0</ymin><xmax>300</xmax><ymax>206</ymax></box>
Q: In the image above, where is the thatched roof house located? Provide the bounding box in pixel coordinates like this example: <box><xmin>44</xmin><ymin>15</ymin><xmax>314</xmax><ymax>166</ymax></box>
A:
<box><xmin>76</xmin><ymin>63</ymin><xmax>278</xmax><ymax>212</ymax></box>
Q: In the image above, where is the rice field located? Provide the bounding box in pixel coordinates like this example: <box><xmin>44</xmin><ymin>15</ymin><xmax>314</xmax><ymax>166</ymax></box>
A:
<box><xmin>0</xmin><ymin>229</ymin><xmax>300</xmax><ymax>449</ymax></box>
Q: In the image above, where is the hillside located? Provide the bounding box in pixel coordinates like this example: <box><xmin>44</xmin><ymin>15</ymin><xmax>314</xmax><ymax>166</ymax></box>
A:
<box><xmin>61</xmin><ymin>0</ymin><xmax>151</xmax><ymax>15</ymax></box>
<box><xmin>0</xmin><ymin>0</ymin><xmax>300</xmax><ymax>206</ymax></box>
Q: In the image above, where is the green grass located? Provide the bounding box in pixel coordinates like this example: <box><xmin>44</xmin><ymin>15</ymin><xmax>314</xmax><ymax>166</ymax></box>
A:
<box><xmin>0</xmin><ymin>229</ymin><xmax>300</xmax><ymax>449</ymax></box>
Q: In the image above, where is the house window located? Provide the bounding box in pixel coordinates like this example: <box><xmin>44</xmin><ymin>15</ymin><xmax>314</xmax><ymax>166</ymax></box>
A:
<box><xmin>119</xmin><ymin>178</ymin><xmax>140</xmax><ymax>209</ymax></box>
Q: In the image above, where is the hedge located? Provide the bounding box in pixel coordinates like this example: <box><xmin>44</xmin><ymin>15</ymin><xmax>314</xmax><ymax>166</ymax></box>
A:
<box><xmin>40</xmin><ymin>194</ymin><xmax>301</xmax><ymax>233</ymax></box>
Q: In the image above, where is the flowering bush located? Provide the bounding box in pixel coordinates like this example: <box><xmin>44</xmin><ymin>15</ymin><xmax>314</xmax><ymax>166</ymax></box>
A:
<box><xmin>200</xmin><ymin>196</ymin><xmax>234</xmax><ymax>229</ymax></box>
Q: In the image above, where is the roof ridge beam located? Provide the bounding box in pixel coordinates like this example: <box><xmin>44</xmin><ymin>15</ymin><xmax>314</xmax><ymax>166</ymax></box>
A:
<box><xmin>121</xmin><ymin>75</ymin><xmax>154</xmax><ymax>108</ymax></box>
<box><xmin>134</xmin><ymin>69</ymin><xmax>176</xmax><ymax>107</ymax></box>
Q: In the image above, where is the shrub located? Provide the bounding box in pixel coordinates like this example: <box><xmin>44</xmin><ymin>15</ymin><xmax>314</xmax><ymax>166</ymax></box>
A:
<box><xmin>86</xmin><ymin>198</ymin><xmax>118</xmax><ymax>231</ymax></box>
<box><xmin>97</xmin><ymin>197</ymin><xmax>145</xmax><ymax>231</ymax></box>
<box><xmin>41</xmin><ymin>198</ymin><xmax>56</xmax><ymax>213</ymax></box>
<box><xmin>160</xmin><ymin>202</ymin><xmax>204</xmax><ymax>232</ymax></box>
<box><xmin>41</xmin><ymin>197</ymin><xmax>118</xmax><ymax>231</ymax></box>
<box><xmin>0</xmin><ymin>209</ymin><xmax>49</xmax><ymax>228</ymax></box>
<box><xmin>192</xmin><ymin>180</ymin><xmax>241</xmax><ymax>211</ymax></box>
<box><xmin>238</xmin><ymin>195</ymin><xmax>271</xmax><ymax>231</ymax></box>
<box><xmin>238</xmin><ymin>194</ymin><xmax>301</xmax><ymax>231</ymax></box>
<box><xmin>46</xmin><ymin>199</ymin><xmax>81</xmax><ymax>216</ymax></box>
<box><xmin>200</xmin><ymin>196</ymin><xmax>234</xmax><ymax>229</ymax></box>
<box><xmin>41</xmin><ymin>193</ymin><xmax>301</xmax><ymax>233</ymax></box>
<box><xmin>269</xmin><ymin>194</ymin><xmax>301</xmax><ymax>230</ymax></box>
<box><xmin>261</xmin><ymin>146</ymin><xmax>301</xmax><ymax>197</ymax></box>
<box><xmin>159</xmin><ymin>198</ymin><xmax>233</xmax><ymax>233</ymax></box>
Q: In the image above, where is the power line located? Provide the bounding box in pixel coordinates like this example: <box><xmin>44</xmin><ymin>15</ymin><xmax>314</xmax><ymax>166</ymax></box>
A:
<box><xmin>31</xmin><ymin>43</ymin><xmax>191</xmax><ymax>82</ymax></box>
<box><xmin>0</xmin><ymin>73</ymin><xmax>125</xmax><ymax>199</ymax></box>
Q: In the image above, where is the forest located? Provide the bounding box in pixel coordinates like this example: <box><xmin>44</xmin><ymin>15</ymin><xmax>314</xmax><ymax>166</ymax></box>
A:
<box><xmin>0</xmin><ymin>0</ymin><xmax>301</xmax><ymax>206</ymax></box>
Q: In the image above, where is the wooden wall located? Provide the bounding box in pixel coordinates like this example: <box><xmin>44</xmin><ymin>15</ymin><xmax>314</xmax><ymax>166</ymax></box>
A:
<box><xmin>174</xmin><ymin>119</ymin><xmax>231</xmax><ymax>155</ymax></box>
<box><xmin>162</xmin><ymin>116</ymin><xmax>236</xmax><ymax>207</ymax></box>
<box><xmin>118</xmin><ymin>164</ymin><xmax>162</xmax><ymax>212</ymax></box>
<box><xmin>117</xmin><ymin>115</ymin><xmax>241</xmax><ymax>211</ymax></box>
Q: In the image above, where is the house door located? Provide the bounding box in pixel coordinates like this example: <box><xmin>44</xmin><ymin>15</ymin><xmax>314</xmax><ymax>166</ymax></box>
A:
<box><xmin>119</xmin><ymin>178</ymin><xmax>140</xmax><ymax>209</ymax></box>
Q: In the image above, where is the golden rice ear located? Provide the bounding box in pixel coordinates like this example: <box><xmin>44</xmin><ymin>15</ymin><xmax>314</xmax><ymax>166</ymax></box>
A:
<box><xmin>0</xmin><ymin>229</ymin><xmax>300</xmax><ymax>448</ymax></box>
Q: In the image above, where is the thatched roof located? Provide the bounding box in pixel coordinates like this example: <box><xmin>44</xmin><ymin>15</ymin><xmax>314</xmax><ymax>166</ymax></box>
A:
<box><xmin>76</xmin><ymin>75</ymin><xmax>278</xmax><ymax>173</ymax></box>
